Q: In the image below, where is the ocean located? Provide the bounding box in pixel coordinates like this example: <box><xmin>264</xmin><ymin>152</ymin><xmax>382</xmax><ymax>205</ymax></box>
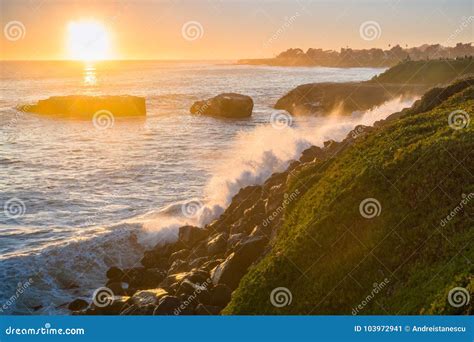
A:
<box><xmin>0</xmin><ymin>60</ymin><xmax>410</xmax><ymax>314</ymax></box>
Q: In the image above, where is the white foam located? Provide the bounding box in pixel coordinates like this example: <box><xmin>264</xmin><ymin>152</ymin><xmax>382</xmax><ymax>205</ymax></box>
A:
<box><xmin>141</xmin><ymin>96</ymin><xmax>417</xmax><ymax>242</ymax></box>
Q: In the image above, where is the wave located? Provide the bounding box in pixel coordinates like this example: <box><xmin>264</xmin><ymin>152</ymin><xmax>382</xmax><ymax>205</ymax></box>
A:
<box><xmin>138</xmin><ymin>96</ymin><xmax>417</xmax><ymax>245</ymax></box>
<box><xmin>0</xmin><ymin>96</ymin><xmax>416</xmax><ymax>314</ymax></box>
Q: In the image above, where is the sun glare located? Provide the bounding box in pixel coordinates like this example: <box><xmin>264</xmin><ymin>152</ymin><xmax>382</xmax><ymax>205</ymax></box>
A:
<box><xmin>67</xmin><ymin>20</ymin><xmax>110</xmax><ymax>61</ymax></box>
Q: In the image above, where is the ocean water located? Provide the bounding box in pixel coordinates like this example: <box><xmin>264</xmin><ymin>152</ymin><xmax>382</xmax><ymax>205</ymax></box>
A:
<box><xmin>0</xmin><ymin>61</ymin><xmax>404</xmax><ymax>314</ymax></box>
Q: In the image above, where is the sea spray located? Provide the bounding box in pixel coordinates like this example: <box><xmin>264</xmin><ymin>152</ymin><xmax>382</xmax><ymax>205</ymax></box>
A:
<box><xmin>140</xmin><ymin>96</ymin><xmax>417</xmax><ymax>246</ymax></box>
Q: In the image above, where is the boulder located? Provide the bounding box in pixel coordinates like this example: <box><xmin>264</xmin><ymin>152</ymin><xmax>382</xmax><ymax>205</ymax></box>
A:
<box><xmin>179</xmin><ymin>226</ymin><xmax>208</xmax><ymax>245</ymax></box>
<box><xmin>125</xmin><ymin>268</ymin><xmax>166</xmax><ymax>290</ymax></box>
<box><xmin>168</xmin><ymin>259</ymin><xmax>189</xmax><ymax>274</ymax></box>
<box><xmin>130</xmin><ymin>288</ymin><xmax>168</xmax><ymax>307</ymax></box>
<box><xmin>153</xmin><ymin>296</ymin><xmax>182</xmax><ymax>315</ymax></box>
<box><xmin>211</xmin><ymin>236</ymin><xmax>267</xmax><ymax>289</ymax></box>
<box><xmin>18</xmin><ymin>95</ymin><xmax>146</xmax><ymax>119</ymax></box>
<box><xmin>106</xmin><ymin>266</ymin><xmax>125</xmax><ymax>281</ymax></box>
<box><xmin>206</xmin><ymin>233</ymin><xmax>228</xmax><ymax>255</ymax></box>
<box><xmin>68</xmin><ymin>299</ymin><xmax>88</xmax><ymax>312</ymax></box>
<box><xmin>210</xmin><ymin>284</ymin><xmax>232</xmax><ymax>307</ymax></box>
<box><xmin>190</xmin><ymin>93</ymin><xmax>253</xmax><ymax>118</ymax></box>
<box><xmin>169</xmin><ymin>249</ymin><xmax>190</xmax><ymax>263</ymax></box>
<box><xmin>88</xmin><ymin>296</ymin><xmax>130</xmax><ymax>315</ymax></box>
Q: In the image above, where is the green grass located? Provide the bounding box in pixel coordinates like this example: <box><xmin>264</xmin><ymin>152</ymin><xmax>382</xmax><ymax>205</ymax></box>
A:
<box><xmin>370</xmin><ymin>58</ymin><xmax>474</xmax><ymax>84</ymax></box>
<box><xmin>224</xmin><ymin>82</ymin><xmax>474</xmax><ymax>315</ymax></box>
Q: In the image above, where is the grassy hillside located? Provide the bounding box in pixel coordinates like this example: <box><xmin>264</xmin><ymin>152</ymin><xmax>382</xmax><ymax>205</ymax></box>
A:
<box><xmin>370</xmin><ymin>58</ymin><xmax>474</xmax><ymax>84</ymax></box>
<box><xmin>225</xmin><ymin>80</ymin><xmax>474</xmax><ymax>314</ymax></box>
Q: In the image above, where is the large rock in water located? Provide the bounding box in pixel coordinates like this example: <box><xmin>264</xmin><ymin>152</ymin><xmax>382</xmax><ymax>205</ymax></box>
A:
<box><xmin>190</xmin><ymin>93</ymin><xmax>253</xmax><ymax>118</ymax></box>
<box><xmin>18</xmin><ymin>95</ymin><xmax>146</xmax><ymax>119</ymax></box>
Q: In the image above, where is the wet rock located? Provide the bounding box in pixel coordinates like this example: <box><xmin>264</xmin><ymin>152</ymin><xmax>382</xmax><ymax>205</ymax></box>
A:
<box><xmin>105</xmin><ymin>281</ymin><xmax>127</xmax><ymax>296</ymax></box>
<box><xmin>88</xmin><ymin>296</ymin><xmax>130</xmax><ymax>315</ymax></box>
<box><xmin>189</xmin><ymin>256</ymin><xmax>209</xmax><ymax>269</ymax></box>
<box><xmin>153</xmin><ymin>296</ymin><xmax>182</xmax><ymax>315</ymax></box>
<box><xmin>140</xmin><ymin>251</ymin><xmax>169</xmax><ymax>269</ymax></box>
<box><xmin>211</xmin><ymin>236</ymin><xmax>267</xmax><ymax>289</ymax></box>
<box><xmin>19</xmin><ymin>95</ymin><xmax>146</xmax><ymax>119</ymax></box>
<box><xmin>126</xmin><ymin>268</ymin><xmax>166</xmax><ymax>290</ymax></box>
<box><xmin>184</xmin><ymin>269</ymin><xmax>211</xmax><ymax>285</ymax></box>
<box><xmin>177</xmin><ymin>280</ymin><xmax>211</xmax><ymax>305</ymax></box>
<box><xmin>201</xmin><ymin>259</ymin><xmax>223</xmax><ymax>272</ymax></box>
<box><xmin>206</xmin><ymin>233</ymin><xmax>228</xmax><ymax>255</ymax></box>
<box><xmin>179</xmin><ymin>226</ymin><xmax>208</xmax><ymax>245</ymax></box>
<box><xmin>169</xmin><ymin>249</ymin><xmax>190</xmax><ymax>263</ymax></box>
<box><xmin>168</xmin><ymin>259</ymin><xmax>189</xmax><ymax>274</ymax></box>
<box><xmin>106</xmin><ymin>266</ymin><xmax>124</xmax><ymax>281</ymax></box>
<box><xmin>68</xmin><ymin>299</ymin><xmax>88</xmax><ymax>312</ymax></box>
<box><xmin>210</xmin><ymin>284</ymin><xmax>232</xmax><ymax>307</ymax></box>
<box><xmin>160</xmin><ymin>272</ymin><xmax>189</xmax><ymax>289</ymax></box>
<box><xmin>299</xmin><ymin>146</ymin><xmax>324</xmax><ymax>163</ymax></box>
<box><xmin>121</xmin><ymin>303</ymin><xmax>155</xmax><ymax>315</ymax></box>
<box><xmin>227</xmin><ymin>233</ymin><xmax>245</xmax><ymax>249</ymax></box>
<box><xmin>130</xmin><ymin>288</ymin><xmax>168</xmax><ymax>307</ymax></box>
<box><xmin>190</xmin><ymin>93</ymin><xmax>253</xmax><ymax>118</ymax></box>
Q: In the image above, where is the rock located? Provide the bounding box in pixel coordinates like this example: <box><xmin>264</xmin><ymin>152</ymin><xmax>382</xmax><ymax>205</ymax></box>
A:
<box><xmin>140</xmin><ymin>251</ymin><xmax>169</xmax><ymax>269</ymax></box>
<box><xmin>88</xmin><ymin>296</ymin><xmax>130</xmax><ymax>315</ymax></box>
<box><xmin>169</xmin><ymin>249</ymin><xmax>190</xmax><ymax>263</ymax></box>
<box><xmin>19</xmin><ymin>95</ymin><xmax>146</xmax><ymax>119</ymax></box>
<box><xmin>68</xmin><ymin>299</ymin><xmax>88</xmax><ymax>312</ymax></box>
<box><xmin>183</xmin><ymin>270</ymin><xmax>211</xmax><ymax>285</ymax></box>
<box><xmin>227</xmin><ymin>233</ymin><xmax>245</xmax><ymax>249</ymax></box>
<box><xmin>299</xmin><ymin>146</ymin><xmax>324</xmax><ymax>163</ymax></box>
<box><xmin>153</xmin><ymin>296</ymin><xmax>182</xmax><ymax>315</ymax></box>
<box><xmin>105</xmin><ymin>281</ymin><xmax>127</xmax><ymax>296</ymax></box>
<box><xmin>201</xmin><ymin>259</ymin><xmax>223</xmax><ymax>272</ymax></box>
<box><xmin>206</xmin><ymin>233</ymin><xmax>228</xmax><ymax>255</ymax></box>
<box><xmin>106</xmin><ymin>266</ymin><xmax>124</xmax><ymax>281</ymax></box>
<box><xmin>210</xmin><ymin>284</ymin><xmax>232</xmax><ymax>307</ymax></box>
<box><xmin>120</xmin><ymin>303</ymin><xmax>155</xmax><ymax>315</ymax></box>
<box><xmin>189</xmin><ymin>256</ymin><xmax>209</xmax><ymax>269</ymax></box>
<box><xmin>160</xmin><ymin>272</ymin><xmax>189</xmax><ymax>289</ymax></box>
<box><xmin>179</xmin><ymin>226</ymin><xmax>208</xmax><ymax>245</ymax></box>
<box><xmin>177</xmin><ymin>280</ymin><xmax>211</xmax><ymax>305</ymax></box>
<box><xmin>130</xmin><ymin>288</ymin><xmax>168</xmax><ymax>306</ymax></box>
<box><xmin>211</xmin><ymin>236</ymin><xmax>267</xmax><ymax>289</ymax></box>
<box><xmin>190</xmin><ymin>93</ymin><xmax>253</xmax><ymax>118</ymax></box>
<box><xmin>125</xmin><ymin>268</ymin><xmax>166</xmax><ymax>290</ymax></box>
<box><xmin>194</xmin><ymin>303</ymin><xmax>221</xmax><ymax>315</ymax></box>
<box><xmin>168</xmin><ymin>259</ymin><xmax>189</xmax><ymax>274</ymax></box>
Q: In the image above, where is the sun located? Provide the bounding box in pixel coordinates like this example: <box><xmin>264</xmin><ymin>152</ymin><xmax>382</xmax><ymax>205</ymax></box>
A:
<box><xmin>67</xmin><ymin>20</ymin><xmax>110</xmax><ymax>61</ymax></box>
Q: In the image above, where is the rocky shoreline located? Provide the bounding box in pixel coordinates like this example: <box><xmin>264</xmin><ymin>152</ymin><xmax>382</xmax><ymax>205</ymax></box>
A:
<box><xmin>68</xmin><ymin>100</ymin><xmax>411</xmax><ymax>316</ymax></box>
<box><xmin>68</xmin><ymin>72</ymin><xmax>473</xmax><ymax>316</ymax></box>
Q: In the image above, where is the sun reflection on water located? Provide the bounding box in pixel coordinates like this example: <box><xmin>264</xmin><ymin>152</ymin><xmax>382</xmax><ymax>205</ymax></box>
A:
<box><xmin>83</xmin><ymin>63</ymin><xmax>97</xmax><ymax>85</ymax></box>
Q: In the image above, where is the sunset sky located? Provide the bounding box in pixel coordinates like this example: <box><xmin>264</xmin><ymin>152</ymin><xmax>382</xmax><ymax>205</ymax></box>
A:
<box><xmin>0</xmin><ymin>0</ymin><xmax>472</xmax><ymax>60</ymax></box>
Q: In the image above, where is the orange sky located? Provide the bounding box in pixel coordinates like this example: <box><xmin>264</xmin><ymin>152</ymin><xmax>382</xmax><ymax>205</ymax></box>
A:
<box><xmin>1</xmin><ymin>0</ymin><xmax>472</xmax><ymax>60</ymax></box>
